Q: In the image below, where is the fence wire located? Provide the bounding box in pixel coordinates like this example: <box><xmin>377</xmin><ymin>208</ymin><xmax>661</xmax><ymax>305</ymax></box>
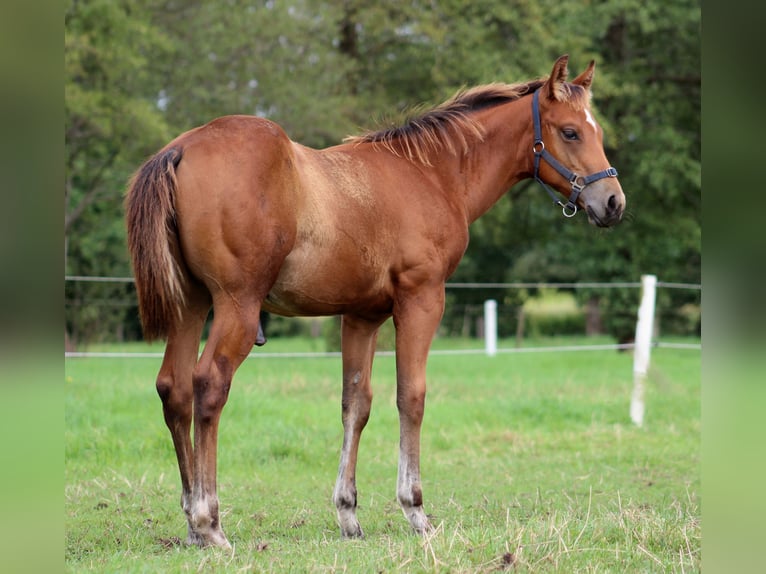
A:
<box><xmin>64</xmin><ymin>276</ymin><xmax>701</xmax><ymax>358</ymax></box>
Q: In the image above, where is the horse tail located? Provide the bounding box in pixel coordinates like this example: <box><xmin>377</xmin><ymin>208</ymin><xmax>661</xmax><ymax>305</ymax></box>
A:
<box><xmin>125</xmin><ymin>146</ymin><xmax>187</xmax><ymax>341</ymax></box>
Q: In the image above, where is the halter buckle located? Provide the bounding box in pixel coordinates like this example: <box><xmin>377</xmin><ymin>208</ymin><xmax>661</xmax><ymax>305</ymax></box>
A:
<box><xmin>569</xmin><ymin>174</ymin><xmax>585</xmax><ymax>192</ymax></box>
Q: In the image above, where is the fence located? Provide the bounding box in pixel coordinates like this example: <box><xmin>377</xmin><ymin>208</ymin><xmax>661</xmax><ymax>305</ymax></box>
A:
<box><xmin>65</xmin><ymin>275</ymin><xmax>700</xmax><ymax>424</ymax></box>
<box><xmin>64</xmin><ymin>274</ymin><xmax>700</xmax><ymax>358</ymax></box>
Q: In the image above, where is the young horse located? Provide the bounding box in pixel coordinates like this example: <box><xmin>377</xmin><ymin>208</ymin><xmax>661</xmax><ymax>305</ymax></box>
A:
<box><xmin>126</xmin><ymin>55</ymin><xmax>624</xmax><ymax>548</ymax></box>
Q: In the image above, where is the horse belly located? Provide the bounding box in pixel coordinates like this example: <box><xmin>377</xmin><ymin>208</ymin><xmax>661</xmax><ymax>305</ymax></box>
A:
<box><xmin>263</xmin><ymin>245</ymin><xmax>391</xmax><ymax>317</ymax></box>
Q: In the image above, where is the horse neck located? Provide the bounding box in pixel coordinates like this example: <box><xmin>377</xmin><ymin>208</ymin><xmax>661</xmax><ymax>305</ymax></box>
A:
<box><xmin>449</xmin><ymin>97</ymin><xmax>535</xmax><ymax>223</ymax></box>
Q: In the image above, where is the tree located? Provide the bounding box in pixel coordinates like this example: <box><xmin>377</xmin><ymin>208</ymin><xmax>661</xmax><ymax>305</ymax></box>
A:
<box><xmin>65</xmin><ymin>0</ymin><xmax>177</xmax><ymax>344</ymax></box>
<box><xmin>568</xmin><ymin>0</ymin><xmax>701</xmax><ymax>340</ymax></box>
<box><xmin>66</xmin><ymin>0</ymin><xmax>174</xmax><ymax>235</ymax></box>
<box><xmin>142</xmin><ymin>0</ymin><xmax>361</xmax><ymax>148</ymax></box>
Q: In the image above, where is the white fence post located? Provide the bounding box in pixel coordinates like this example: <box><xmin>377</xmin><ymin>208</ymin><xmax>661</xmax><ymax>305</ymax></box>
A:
<box><xmin>630</xmin><ymin>274</ymin><xmax>657</xmax><ymax>427</ymax></box>
<box><xmin>484</xmin><ymin>299</ymin><xmax>497</xmax><ymax>357</ymax></box>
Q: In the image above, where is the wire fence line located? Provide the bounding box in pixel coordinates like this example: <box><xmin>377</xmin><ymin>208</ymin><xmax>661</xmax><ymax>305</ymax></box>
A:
<box><xmin>65</xmin><ymin>276</ymin><xmax>702</xmax><ymax>290</ymax></box>
<box><xmin>64</xmin><ymin>340</ymin><xmax>700</xmax><ymax>360</ymax></box>
<box><xmin>446</xmin><ymin>281</ymin><xmax>701</xmax><ymax>290</ymax></box>
<box><xmin>64</xmin><ymin>276</ymin><xmax>701</xmax><ymax>359</ymax></box>
<box><xmin>65</xmin><ymin>275</ymin><xmax>135</xmax><ymax>283</ymax></box>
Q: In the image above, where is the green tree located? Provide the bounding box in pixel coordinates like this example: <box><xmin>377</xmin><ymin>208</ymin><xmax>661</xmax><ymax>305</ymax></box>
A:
<box><xmin>566</xmin><ymin>0</ymin><xmax>701</xmax><ymax>340</ymax></box>
<box><xmin>144</xmin><ymin>0</ymin><xmax>360</xmax><ymax>148</ymax></box>
<box><xmin>65</xmin><ymin>0</ymin><xmax>176</xmax><ymax>344</ymax></box>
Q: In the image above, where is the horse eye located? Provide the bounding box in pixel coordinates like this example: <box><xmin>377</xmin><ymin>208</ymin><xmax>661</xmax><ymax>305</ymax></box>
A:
<box><xmin>562</xmin><ymin>129</ymin><xmax>579</xmax><ymax>141</ymax></box>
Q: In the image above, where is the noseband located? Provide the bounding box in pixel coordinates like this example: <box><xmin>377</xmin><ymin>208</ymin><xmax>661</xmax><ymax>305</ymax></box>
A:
<box><xmin>531</xmin><ymin>89</ymin><xmax>618</xmax><ymax>217</ymax></box>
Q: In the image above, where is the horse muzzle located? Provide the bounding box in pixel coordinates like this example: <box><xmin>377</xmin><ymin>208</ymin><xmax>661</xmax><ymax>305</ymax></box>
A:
<box><xmin>582</xmin><ymin>183</ymin><xmax>625</xmax><ymax>228</ymax></box>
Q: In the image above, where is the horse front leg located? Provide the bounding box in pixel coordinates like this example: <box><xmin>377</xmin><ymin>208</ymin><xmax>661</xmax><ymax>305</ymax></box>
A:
<box><xmin>393</xmin><ymin>284</ymin><xmax>445</xmax><ymax>535</ymax></box>
<box><xmin>187</xmin><ymin>299</ymin><xmax>262</xmax><ymax>548</ymax></box>
<box><xmin>333</xmin><ymin>314</ymin><xmax>382</xmax><ymax>538</ymax></box>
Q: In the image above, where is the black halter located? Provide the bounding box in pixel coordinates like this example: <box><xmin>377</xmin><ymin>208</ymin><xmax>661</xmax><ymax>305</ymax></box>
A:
<box><xmin>531</xmin><ymin>89</ymin><xmax>618</xmax><ymax>217</ymax></box>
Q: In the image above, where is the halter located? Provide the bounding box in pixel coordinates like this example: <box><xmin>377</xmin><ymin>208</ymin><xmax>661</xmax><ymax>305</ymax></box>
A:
<box><xmin>531</xmin><ymin>89</ymin><xmax>618</xmax><ymax>217</ymax></box>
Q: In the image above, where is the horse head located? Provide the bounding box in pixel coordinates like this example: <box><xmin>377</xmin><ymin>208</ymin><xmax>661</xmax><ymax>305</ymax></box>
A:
<box><xmin>533</xmin><ymin>55</ymin><xmax>625</xmax><ymax>227</ymax></box>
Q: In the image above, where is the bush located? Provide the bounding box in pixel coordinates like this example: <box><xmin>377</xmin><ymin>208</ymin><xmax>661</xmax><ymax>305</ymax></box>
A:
<box><xmin>525</xmin><ymin>310</ymin><xmax>586</xmax><ymax>337</ymax></box>
<box><xmin>521</xmin><ymin>291</ymin><xmax>586</xmax><ymax>338</ymax></box>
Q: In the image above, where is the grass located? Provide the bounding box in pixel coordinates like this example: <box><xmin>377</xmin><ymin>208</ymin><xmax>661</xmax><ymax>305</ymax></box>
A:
<box><xmin>65</xmin><ymin>336</ymin><xmax>700</xmax><ymax>572</ymax></box>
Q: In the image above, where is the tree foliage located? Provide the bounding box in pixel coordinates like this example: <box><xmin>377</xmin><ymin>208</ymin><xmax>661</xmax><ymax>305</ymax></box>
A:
<box><xmin>65</xmin><ymin>0</ymin><xmax>700</xmax><ymax>344</ymax></box>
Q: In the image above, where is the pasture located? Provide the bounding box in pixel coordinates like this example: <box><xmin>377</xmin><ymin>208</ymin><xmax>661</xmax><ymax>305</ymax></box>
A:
<box><xmin>65</xmin><ymin>336</ymin><xmax>699</xmax><ymax>572</ymax></box>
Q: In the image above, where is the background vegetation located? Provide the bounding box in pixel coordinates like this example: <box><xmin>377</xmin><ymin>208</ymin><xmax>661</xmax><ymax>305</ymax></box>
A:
<box><xmin>64</xmin><ymin>0</ymin><xmax>700</xmax><ymax>346</ymax></box>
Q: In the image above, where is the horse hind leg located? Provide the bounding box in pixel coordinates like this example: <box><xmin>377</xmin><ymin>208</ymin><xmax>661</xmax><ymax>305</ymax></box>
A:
<box><xmin>186</xmin><ymin>295</ymin><xmax>263</xmax><ymax>548</ymax></box>
<box><xmin>154</xmin><ymin>288</ymin><xmax>210</xmax><ymax>546</ymax></box>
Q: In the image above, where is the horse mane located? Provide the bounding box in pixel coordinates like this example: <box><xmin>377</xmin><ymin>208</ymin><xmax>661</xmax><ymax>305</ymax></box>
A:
<box><xmin>345</xmin><ymin>79</ymin><xmax>578</xmax><ymax>166</ymax></box>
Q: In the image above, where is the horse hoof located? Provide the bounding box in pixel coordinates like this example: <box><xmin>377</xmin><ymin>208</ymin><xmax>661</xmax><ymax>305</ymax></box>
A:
<box><xmin>186</xmin><ymin>530</ymin><xmax>232</xmax><ymax>549</ymax></box>
<box><xmin>405</xmin><ymin>508</ymin><xmax>433</xmax><ymax>536</ymax></box>
<box><xmin>340</xmin><ymin>525</ymin><xmax>364</xmax><ymax>539</ymax></box>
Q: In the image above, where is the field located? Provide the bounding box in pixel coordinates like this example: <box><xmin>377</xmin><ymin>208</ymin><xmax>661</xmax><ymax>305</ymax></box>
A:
<box><xmin>65</xmin><ymin>336</ymin><xmax>700</xmax><ymax>572</ymax></box>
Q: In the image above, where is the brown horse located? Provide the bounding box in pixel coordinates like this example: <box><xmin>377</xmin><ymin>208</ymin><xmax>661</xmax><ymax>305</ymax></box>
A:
<box><xmin>125</xmin><ymin>55</ymin><xmax>624</xmax><ymax>548</ymax></box>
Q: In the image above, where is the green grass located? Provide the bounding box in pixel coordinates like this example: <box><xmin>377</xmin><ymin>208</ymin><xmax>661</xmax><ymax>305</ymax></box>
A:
<box><xmin>65</xmin><ymin>337</ymin><xmax>700</xmax><ymax>572</ymax></box>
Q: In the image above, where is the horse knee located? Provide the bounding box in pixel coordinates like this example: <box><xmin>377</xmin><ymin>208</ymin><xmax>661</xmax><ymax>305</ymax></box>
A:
<box><xmin>341</xmin><ymin>386</ymin><xmax>372</xmax><ymax>430</ymax></box>
<box><xmin>396</xmin><ymin>388</ymin><xmax>426</xmax><ymax>423</ymax></box>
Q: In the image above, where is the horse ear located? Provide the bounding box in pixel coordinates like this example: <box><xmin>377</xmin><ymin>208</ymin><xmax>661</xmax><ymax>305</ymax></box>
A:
<box><xmin>542</xmin><ymin>54</ymin><xmax>569</xmax><ymax>101</ymax></box>
<box><xmin>572</xmin><ymin>60</ymin><xmax>595</xmax><ymax>90</ymax></box>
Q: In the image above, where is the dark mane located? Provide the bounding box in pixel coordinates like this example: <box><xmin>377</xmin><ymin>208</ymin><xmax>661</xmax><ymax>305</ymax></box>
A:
<box><xmin>344</xmin><ymin>80</ymin><xmax>546</xmax><ymax>165</ymax></box>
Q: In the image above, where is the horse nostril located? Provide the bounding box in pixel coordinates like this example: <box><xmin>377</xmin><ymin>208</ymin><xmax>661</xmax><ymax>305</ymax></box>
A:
<box><xmin>607</xmin><ymin>194</ymin><xmax>617</xmax><ymax>211</ymax></box>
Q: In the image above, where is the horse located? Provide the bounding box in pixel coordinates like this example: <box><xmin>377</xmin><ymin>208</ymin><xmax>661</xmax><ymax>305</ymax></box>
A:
<box><xmin>125</xmin><ymin>54</ymin><xmax>624</xmax><ymax>548</ymax></box>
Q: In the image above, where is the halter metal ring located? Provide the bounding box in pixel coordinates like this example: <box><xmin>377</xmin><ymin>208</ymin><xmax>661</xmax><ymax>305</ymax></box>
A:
<box><xmin>532</xmin><ymin>141</ymin><xmax>544</xmax><ymax>154</ymax></box>
<box><xmin>562</xmin><ymin>203</ymin><xmax>578</xmax><ymax>217</ymax></box>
